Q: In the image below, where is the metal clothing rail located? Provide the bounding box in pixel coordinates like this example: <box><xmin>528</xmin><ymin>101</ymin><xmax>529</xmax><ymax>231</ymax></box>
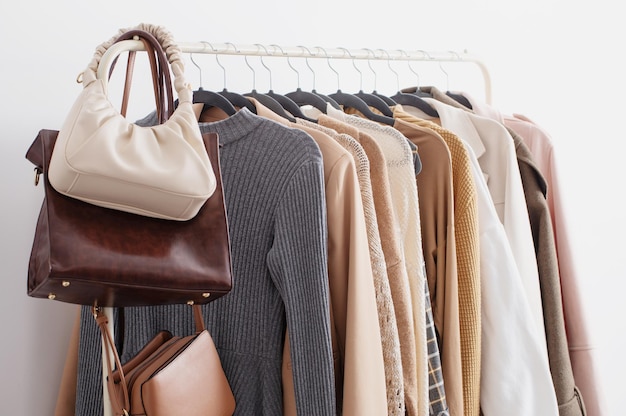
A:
<box><xmin>96</xmin><ymin>39</ymin><xmax>492</xmax><ymax>416</ymax></box>
<box><xmin>98</xmin><ymin>40</ymin><xmax>492</xmax><ymax>104</ymax></box>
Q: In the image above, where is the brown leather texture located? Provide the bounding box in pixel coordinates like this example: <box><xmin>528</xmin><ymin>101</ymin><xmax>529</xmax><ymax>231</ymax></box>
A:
<box><xmin>96</xmin><ymin>306</ymin><xmax>236</xmax><ymax>416</ymax></box>
<box><xmin>25</xmin><ymin>129</ymin><xmax>233</xmax><ymax>307</ymax></box>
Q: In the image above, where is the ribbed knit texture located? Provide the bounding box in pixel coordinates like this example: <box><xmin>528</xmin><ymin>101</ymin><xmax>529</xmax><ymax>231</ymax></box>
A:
<box><xmin>251</xmin><ymin>100</ymin><xmax>387</xmax><ymax>416</ymax></box>
<box><xmin>298</xmin><ymin>118</ymin><xmax>406</xmax><ymax>416</ymax></box>
<box><xmin>395</xmin><ymin>109</ymin><xmax>482</xmax><ymax>416</ymax></box>
<box><xmin>74</xmin><ymin>108</ymin><xmax>336</xmax><ymax>416</ymax></box>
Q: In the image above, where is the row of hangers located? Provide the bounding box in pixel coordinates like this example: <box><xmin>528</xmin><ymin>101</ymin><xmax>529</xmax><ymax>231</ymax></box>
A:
<box><xmin>185</xmin><ymin>43</ymin><xmax>479</xmax><ymax>126</ymax></box>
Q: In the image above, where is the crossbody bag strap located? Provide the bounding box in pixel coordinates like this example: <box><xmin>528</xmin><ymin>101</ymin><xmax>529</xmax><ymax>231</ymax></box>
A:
<box><xmin>94</xmin><ymin>307</ymin><xmax>130</xmax><ymax>416</ymax></box>
<box><xmin>94</xmin><ymin>305</ymin><xmax>206</xmax><ymax>415</ymax></box>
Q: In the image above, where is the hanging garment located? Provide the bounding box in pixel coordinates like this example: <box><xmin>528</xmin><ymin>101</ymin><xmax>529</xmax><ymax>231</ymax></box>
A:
<box><xmin>461</xmin><ymin>139</ymin><xmax>560</xmax><ymax>415</ymax></box>
<box><xmin>312</xmin><ymin>114</ymin><xmax>419</xmax><ymax>416</ymax></box>
<box><xmin>423</xmin><ymin>280</ymin><xmax>451</xmax><ymax>416</ymax></box>
<box><xmin>392</xmin><ymin>108</ymin><xmax>482</xmax><ymax>416</ymax></box>
<box><xmin>501</xmin><ymin>113</ymin><xmax>605</xmax><ymax>416</ymax></box>
<box><xmin>455</xmin><ymin>92</ymin><xmax>588</xmax><ymax>416</ymax></box>
<box><xmin>403</xmin><ymin>93</ymin><xmax>547</xmax><ymax>349</ymax></box>
<box><xmin>296</xmin><ymin>117</ymin><xmax>406</xmax><ymax>416</ymax></box>
<box><xmin>514</xmin><ymin>132</ymin><xmax>587</xmax><ymax>416</ymax></box>
<box><xmin>54</xmin><ymin>309</ymin><xmax>80</xmax><ymax>416</ymax></box>
<box><xmin>249</xmin><ymin>98</ymin><xmax>389</xmax><ymax>416</ymax></box>
<box><xmin>322</xmin><ymin>105</ymin><xmax>430</xmax><ymax>416</ymax></box>
<box><xmin>73</xmin><ymin>109</ymin><xmax>337</xmax><ymax>416</ymax></box>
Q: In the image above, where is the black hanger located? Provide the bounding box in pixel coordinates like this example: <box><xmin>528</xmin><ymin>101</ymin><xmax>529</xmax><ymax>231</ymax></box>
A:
<box><xmin>285</xmin><ymin>87</ymin><xmax>329</xmax><ymax>113</ymax></box>
<box><xmin>187</xmin><ymin>51</ymin><xmax>237</xmax><ymax>116</ymax></box>
<box><xmin>313</xmin><ymin>91</ymin><xmax>342</xmax><ymax>110</ymax></box>
<box><xmin>355</xmin><ymin>90</ymin><xmax>395</xmax><ymax>117</ymax></box>
<box><xmin>266</xmin><ymin>89</ymin><xmax>318</xmax><ymax>122</ymax></box>
<box><xmin>374</xmin><ymin>49</ymin><xmax>438</xmax><ymax>118</ymax></box>
<box><xmin>342</xmin><ymin>48</ymin><xmax>396</xmax><ymax>118</ymax></box>
<box><xmin>358</xmin><ymin>48</ymin><xmax>398</xmax><ymax>108</ymax></box>
<box><xmin>245</xmin><ymin>90</ymin><xmax>296</xmax><ymax>122</ymax></box>
<box><xmin>372</xmin><ymin>92</ymin><xmax>397</xmax><ymax>106</ymax></box>
<box><xmin>280</xmin><ymin>45</ymin><xmax>340</xmax><ymax>113</ymax></box>
<box><xmin>318</xmin><ymin>47</ymin><xmax>394</xmax><ymax>126</ymax></box>
<box><xmin>242</xmin><ymin>48</ymin><xmax>297</xmax><ymax>122</ymax></box>
<box><xmin>391</xmin><ymin>91</ymin><xmax>439</xmax><ymax>118</ymax></box>
<box><xmin>409</xmin><ymin>87</ymin><xmax>433</xmax><ymax>98</ymax></box>
<box><xmin>193</xmin><ymin>88</ymin><xmax>237</xmax><ymax>116</ymax></box>
<box><xmin>329</xmin><ymin>90</ymin><xmax>395</xmax><ymax>126</ymax></box>
<box><xmin>218</xmin><ymin>89</ymin><xmax>256</xmax><ymax>112</ymax></box>
<box><xmin>446</xmin><ymin>91</ymin><xmax>473</xmax><ymax>109</ymax></box>
<box><xmin>197</xmin><ymin>42</ymin><xmax>256</xmax><ymax>113</ymax></box>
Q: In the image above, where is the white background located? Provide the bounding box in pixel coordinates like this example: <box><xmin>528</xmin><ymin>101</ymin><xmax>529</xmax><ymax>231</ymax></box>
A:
<box><xmin>1</xmin><ymin>1</ymin><xmax>623</xmax><ymax>414</ymax></box>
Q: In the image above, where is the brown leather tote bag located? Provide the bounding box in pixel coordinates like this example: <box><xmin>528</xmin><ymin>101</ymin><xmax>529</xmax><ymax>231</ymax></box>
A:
<box><xmin>25</xmin><ymin>129</ymin><xmax>232</xmax><ymax>307</ymax></box>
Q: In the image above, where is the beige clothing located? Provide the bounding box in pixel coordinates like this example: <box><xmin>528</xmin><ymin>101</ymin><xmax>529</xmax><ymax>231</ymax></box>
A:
<box><xmin>250</xmin><ymin>99</ymin><xmax>387</xmax><ymax>416</ymax></box>
<box><xmin>316</xmin><ymin>115</ymin><xmax>420</xmax><ymax>416</ymax></box>
<box><xmin>297</xmin><ymin>118</ymin><xmax>405</xmax><ymax>416</ymax></box>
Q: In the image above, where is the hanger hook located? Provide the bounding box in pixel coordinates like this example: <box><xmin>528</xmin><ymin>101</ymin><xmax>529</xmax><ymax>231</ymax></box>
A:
<box><xmin>238</xmin><ymin>44</ymin><xmax>257</xmax><ymax>91</ymax></box>
<box><xmin>271</xmin><ymin>44</ymin><xmax>299</xmax><ymax>88</ymax></box>
<box><xmin>316</xmin><ymin>46</ymin><xmax>340</xmax><ymax>91</ymax></box>
<box><xmin>200</xmin><ymin>41</ymin><xmax>226</xmax><ymax>90</ymax></box>
<box><xmin>298</xmin><ymin>45</ymin><xmax>317</xmax><ymax>90</ymax></box>
<box><xmin>189</xmin><ymin>51</ymin><xmax>203</xmax><ymax>90</ymax></box>
<box><xmin>254</xmin><ymin>43</ymin><xmax>273</xmax><ymax>90</ymax></box>
<box><xmin>338</xmin><ymin>47</ymin><xmax>363</xmax><ymax>91</ymax></box>
<box><xmin>448</xmin><ymin>50</ymin><xmax>462</xmax><ymax>61</ymax></box>
<box><xmin>377</xmin><ymin>49</ymin><xmax>399</xmax><ymax>92</ymax></box>
<box><xmin>396</xmin><ymin>49</ymin><xmax>420</xmax><ymax>90</ymax></box>
<box><xmin>361</xmin><ymin>48</ymin><xmax>378</xmax><ymax>92</ymax></box>
<box><xmin>223</xmin><ymin>42</ymin><xmax>246</xmax><ymax>90</ymax></box>
<box><xmin>438</xmin><ymin>61</ymin><xmax>449</xmax><ymax>91</ymax></box>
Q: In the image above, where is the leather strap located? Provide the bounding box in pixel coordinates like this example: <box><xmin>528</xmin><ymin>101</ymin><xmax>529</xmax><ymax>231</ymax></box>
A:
<box><xmin>109</xmin><ymin>29</ymin><xmax>175</xmax><ymax>124</ymax></box>
<box><xmin>94</xmin><ymin>305</ymin><xmax>206</xmax><ymax>415</ymax></box>
<box><xmin>119</xmin><ymin>29</ymin><xmax>175</xmax><ymax>121</ymax></box>
<box><xmin>120</xmin><ymin>38</ymin><xmax>163</xmax><ymax>122</ymax></box>
<box><xmin>94</xmin><ymin>307</ymin><xmax>130</xmax><ymax>416</ymax></box>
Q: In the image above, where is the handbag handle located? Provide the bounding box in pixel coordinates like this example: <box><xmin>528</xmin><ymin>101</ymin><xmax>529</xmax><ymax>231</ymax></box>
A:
<box><xmin>108</xmin><ymin>34</ymin><xmax>168</xmax><ymax>124</ymax></box>
<box><xmin>80</xmin><ymin>23</ymin><xmax>191</xmax><ymax>119</ymax></box>
<box><xmin>114</xmin><ymin>29</ymin><xmax>175</xmax><ymax>123</ymax></box>
<box><xmin>94</xmin><ymin>304</ymin><xmax>207</xmax><ymax>416</ymax></box>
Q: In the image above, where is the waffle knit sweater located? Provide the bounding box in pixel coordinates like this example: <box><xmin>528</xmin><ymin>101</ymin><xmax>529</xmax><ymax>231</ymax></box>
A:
<box><xmin>74</xmin><ymin>108</ymin><xmax>336</xmax><ymax>415</ymax></box>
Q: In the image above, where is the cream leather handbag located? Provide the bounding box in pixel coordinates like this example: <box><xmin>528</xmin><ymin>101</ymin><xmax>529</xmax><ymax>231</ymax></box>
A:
<box><xmin>48</xmin><ymin>24</ymin><xmax>216</xmax><ymax>221</ymax></box>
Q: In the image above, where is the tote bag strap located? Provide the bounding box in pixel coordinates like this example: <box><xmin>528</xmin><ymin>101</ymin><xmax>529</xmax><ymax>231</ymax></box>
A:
<box><xmin>113</xmin><ymin>29</ymin><xmax>175</xmax><ymax>123</ymax></box>
<box><xmin>80</xmin><ymin>23</ymin><xmax>191</xmax><ymax>116</ymax></box>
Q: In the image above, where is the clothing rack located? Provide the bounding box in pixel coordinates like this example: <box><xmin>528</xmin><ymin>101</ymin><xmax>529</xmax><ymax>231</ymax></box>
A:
<box><xmin>97</xmin><ymin>40</ymin><xmax>492</xmax><ymax>416</ymax></box>
<box><xmin>98</xmin><ymin>40</ymin><xmax>493</xmax><ymax>104</ymax></box>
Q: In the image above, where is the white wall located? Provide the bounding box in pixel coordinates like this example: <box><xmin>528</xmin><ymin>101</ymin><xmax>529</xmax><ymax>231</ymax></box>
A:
<box><xmin>2</xmin><ymin>1</ymin><xmax>623</xmax><ymax>414</ymax></box>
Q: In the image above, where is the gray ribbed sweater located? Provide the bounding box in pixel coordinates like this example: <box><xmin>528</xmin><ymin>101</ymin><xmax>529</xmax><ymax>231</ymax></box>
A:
<box><xmin>74</xmin><ymin>108</ymin><xmax>336</xmax><ymax>415</ymax></box>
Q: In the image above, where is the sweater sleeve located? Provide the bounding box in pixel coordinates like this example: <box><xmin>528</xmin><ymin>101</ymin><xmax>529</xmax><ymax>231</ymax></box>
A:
<box><xmin>266</xmin><ymin>160</ymin><xmax>336</xmax><ymax>415</ymax></box>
